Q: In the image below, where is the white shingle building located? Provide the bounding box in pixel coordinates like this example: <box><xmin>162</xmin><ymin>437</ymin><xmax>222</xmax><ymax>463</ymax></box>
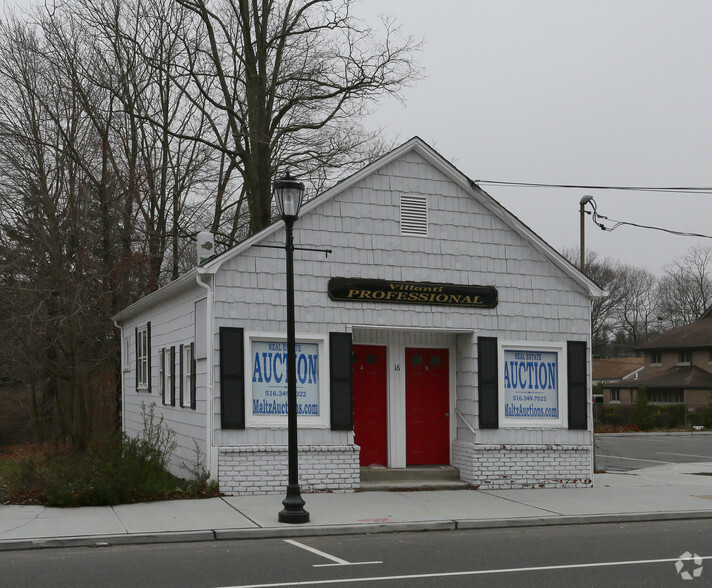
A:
<box><xmin>114</xmin><ymin>137</ymin><xmax>605</xmax><ymax>495</ymax></box>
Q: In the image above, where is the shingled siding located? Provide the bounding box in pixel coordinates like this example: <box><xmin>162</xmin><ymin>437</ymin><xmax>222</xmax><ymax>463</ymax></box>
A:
<box><xmin>210</xmin><ymin>149</ymin><xmax>592</xmax><ymax>492</ymax></box>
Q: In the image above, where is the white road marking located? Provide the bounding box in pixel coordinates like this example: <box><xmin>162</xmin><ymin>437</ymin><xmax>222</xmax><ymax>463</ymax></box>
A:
<box><xmin>598</xmin><ymin>455</ymin><xmax>672</xmax><ymax>464</ymax></box>
<box><xmin>658</xmin><ymin>452</ymin><xmax>712</xmax><ymax>460</ymax></box>
<box><xmin>220</xmin><ymin>554</ymin><xmax>712</xmax><ymax>587</ymax></box>
<box><xmin>283</xmin><ymin>539</ymin><xmax>382</xmax><ymax>568</ymax></box>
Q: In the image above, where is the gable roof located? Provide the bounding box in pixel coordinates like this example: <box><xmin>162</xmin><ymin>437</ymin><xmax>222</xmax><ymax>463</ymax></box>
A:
<box><xmin>114</xmin><ymin>137</ymin><xmax>605</xmax><ymax>322</ymax></box>
<box><xmin>612</xmin><ymin>365</ymin><xmax>712</xmax><ymax>390</ymax></box>
<box><xmin>637</xmin><ymin>313</ymin><xmax>712</xmax><ymax>350</ymax></box>
<box><xmin>593</xmin><ymin>357</ymin><xmax>644</xmax><ymax>381</ymax></box>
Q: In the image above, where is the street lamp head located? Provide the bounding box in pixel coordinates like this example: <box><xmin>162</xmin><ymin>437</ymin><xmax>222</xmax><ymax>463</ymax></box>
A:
<box><xmin>273</xmin><ymin>171</ymin><xmax>305</xmax><ymax>221</ymax></box>
<box><xmin>579</xmin><ymin>194</ymin><xmax>594</xmax><ymax>206</ymax></box>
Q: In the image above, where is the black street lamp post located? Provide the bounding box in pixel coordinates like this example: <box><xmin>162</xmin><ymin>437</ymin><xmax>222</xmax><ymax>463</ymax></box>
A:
<box><xmin>273</xmin><ymin>172</ymin><xmax>310</xmax><ymax>524</ymax></box>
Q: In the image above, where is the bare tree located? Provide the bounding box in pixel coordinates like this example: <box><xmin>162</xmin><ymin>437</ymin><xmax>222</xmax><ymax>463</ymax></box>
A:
<box><xmin>614</xmin><ymin>265</ymin><xmax>661</xmax><ymax>346</ymax></box>
<box><xmin>136</xmin><ymin>0</ymin><xmax>421</xmax><ymax>238</ymax></box>
<box><xmin>561</xmin><ymin>247</ymin><xmax>624</xmax><ymax>356</ymax></box>
<box><xmin>657</xmin><ymin>245</ymin><xmax>712</xmax><ymax>329</ymax></box>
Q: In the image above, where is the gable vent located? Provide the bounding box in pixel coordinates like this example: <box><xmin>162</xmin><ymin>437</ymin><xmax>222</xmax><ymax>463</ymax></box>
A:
<box><xmin>400</xmin><ymin>194</ymin><xmax>428</xmax><ymax>236</ymax></box>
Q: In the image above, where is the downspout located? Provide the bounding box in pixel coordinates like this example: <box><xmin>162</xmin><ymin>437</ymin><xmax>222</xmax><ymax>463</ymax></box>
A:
<box><xmin>112</xmin><ymin>319</ymin><xmax>125</xmax><ymax>433</ymax></box>
<box><xmin>196</xmin><ymin>271</ymin><xmax>217</xmax><ymax>480</ymax></box>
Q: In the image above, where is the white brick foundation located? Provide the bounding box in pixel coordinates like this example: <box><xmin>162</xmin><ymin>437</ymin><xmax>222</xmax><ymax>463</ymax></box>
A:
<box><xmin>218</xmin><ymin>445</ymin><xmax>360</xmax><ymax>495</ymax></box>
<box><xmin>452</xmin><ymin>441</ymin><xmax>593</xmax><ymax>489</ymax></box>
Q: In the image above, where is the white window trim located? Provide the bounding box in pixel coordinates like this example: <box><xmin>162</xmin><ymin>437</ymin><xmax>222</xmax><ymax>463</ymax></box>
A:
<box><xmin>650</xmin><ymin>352</ymin><xmax>662</xmax><ymax>366</ymax></box>
<box><xmin>182</xmin><ymin>344</ymin><xmax>193</xmax><ymax>408</ymax></box>
<box><xmin>137</xmin><ymin>326</ymin><xmax>149</xmax><ymax>390</ymax></box>
<box><xmin>497</xmin><ymin>340</ymin><xmax>568</xmax><ymax>429</ymax></box>
<box><xmin>244</xmin><ymin>331</ymin><xmax>330</xmax><ymax>429</ymax></box>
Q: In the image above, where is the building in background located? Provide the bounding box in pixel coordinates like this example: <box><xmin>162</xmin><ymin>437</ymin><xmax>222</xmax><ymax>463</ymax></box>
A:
<box><xmin>602</xmin><ymin>308</ymin><xmax>712</xmax><ymax>407</ymax></box>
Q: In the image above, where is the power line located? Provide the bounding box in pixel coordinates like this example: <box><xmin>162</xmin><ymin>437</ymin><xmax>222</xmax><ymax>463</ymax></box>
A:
<box><xmin>585</xmin><ymin>198</ymin><xmax>712</xmax><ymax>240</ymax></box>
<box><xmin>475</xmin><ymin>180</ymin><xmax>712</xmax><ymax>194</ymax></box>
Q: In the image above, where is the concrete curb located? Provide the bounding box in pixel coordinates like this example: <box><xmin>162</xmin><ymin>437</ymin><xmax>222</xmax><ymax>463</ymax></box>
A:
<box><xmin>3</xmin><ymin>511</ymin><xmax>712</xmax><ymax>552</ymax></box>
<box><xmin>596</xmin><ymin>432</ymin><xmax>712</xmax><ymax>437</ymax></box>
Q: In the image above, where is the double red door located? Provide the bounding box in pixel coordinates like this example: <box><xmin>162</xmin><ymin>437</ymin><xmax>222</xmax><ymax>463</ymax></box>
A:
<box><xmin>405</xmin><ymin>348</ymin><xmax>450</xmax><ymax>465</ymax></box>
<box><xmin>352</xmin><ymin>345</ymin><xmax>450</xmax><ymax>467</ymax></box>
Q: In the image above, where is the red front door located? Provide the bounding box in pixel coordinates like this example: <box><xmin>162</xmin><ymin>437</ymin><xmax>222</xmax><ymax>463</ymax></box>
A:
<box><xmin>353</xmin><ymin>345</ymin><xmax>388</xmax><ymax>467</ymax></box>
<box><xmin>406</xmin><ymin>348</ymin><xmax>450</xmax><ymax>465</ymax></box>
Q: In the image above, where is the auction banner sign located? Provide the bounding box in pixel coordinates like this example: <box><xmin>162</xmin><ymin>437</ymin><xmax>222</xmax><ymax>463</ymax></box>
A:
<box><xmin>328</xmin><ymin>278</ymin><xmax>497</xmax><ymax>308</ymax></box>
<box><xmin>250</xmin><ymin>340</ymin><xmax>319</xmax><ymax>417</ymax></box>
<box><xmin>502</xmin><ymin>349</ymin><xmax>559</xmax><ymax>421</ymax></box>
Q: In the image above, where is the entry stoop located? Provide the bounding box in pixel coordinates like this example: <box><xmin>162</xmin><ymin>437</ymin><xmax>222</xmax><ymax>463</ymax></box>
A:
<box><xmin>359</xmin><ymin>466</ymin><xmax>472</xmax><ymax>491</ymax></box>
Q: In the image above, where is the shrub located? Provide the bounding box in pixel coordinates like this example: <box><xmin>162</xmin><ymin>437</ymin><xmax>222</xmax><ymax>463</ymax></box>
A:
<box><xmin>1</xmin><ymin>402</ymin><xmax>209</xmax><ymax>506</ymax></box>
<box><xmin>604</xmin><ymin>406</ymin><xmax>623</xmax><ymax>426</ymax></box>
<box><xmin>704</xmin><ymin>403</ymin><xmax>712</xmax><ymax>429</ymax></box>
<box><xmin>632</xmin><ymin>389</ymin><xmax>654</xmax><ymax>431</ymax></box>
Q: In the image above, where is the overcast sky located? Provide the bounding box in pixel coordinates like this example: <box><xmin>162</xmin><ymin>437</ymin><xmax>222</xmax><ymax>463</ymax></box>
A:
<box><xmin>2</xmin><ymin>0</ymin><xmax>711</xmax><ymax>275</ymax></box>
<box><xmin>355</xmin><ymin>0</ymin><xmax>712</xmax><ymax>274</ymax></box>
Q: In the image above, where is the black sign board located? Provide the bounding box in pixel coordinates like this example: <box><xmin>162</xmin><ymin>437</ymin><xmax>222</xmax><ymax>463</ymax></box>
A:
<box><xmin>328</xmin><ymin>278</ymin><xmax>498</xmax><ymax>308</ymax></box>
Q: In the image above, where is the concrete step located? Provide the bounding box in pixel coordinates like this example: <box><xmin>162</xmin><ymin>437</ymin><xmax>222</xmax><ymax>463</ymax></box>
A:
<box><xmin>359</xmin><ymin>466</ymin><xmax>472</xmax><ymax>491</ymax></box>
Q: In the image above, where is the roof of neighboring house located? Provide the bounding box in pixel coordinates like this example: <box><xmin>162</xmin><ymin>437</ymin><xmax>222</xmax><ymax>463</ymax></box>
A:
<box><xmin>610</xmin><ymin>365</ymin><xmax>712</xmax><ymax>390</ymax></box>
<box><xmin>593</xmin><ymin>357</ymin><xmax>644</xmax><ymax>382</ymax></box>
<box><xmin>637</xmin><ymin>307</ymin><xmax>712</xmax><ymax>350</ymax></box>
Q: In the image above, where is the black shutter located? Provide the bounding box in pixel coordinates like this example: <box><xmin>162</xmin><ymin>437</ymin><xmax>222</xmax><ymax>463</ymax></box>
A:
<box><xmin>478</xmin><ymin>337</ymin><xmax>499</xmax><ymax>429</ymax></box>
<box><xmin>330</xmin><ymin>332</ymin><xmax>353</xmax><ymax>430</ymax></box>
<box><xmin>567</xmin><ymin>341</ymin><xmax>588</xmax><ymax>429</ymax></box>
<box><xmin>170</xmin><ymin>346</ymin><xmax>176</xmax><ymax>406</ymax></box>
<box><xmin>179</xmin><ymin>344</ymin><xmax>184</xmax><ymax>408</ymax></box>
<box><xmin>190</xmin><ymin>343</ymin><xmax>197</xmax><ymax>410</ymax></box>
<box><xmin>160</xmin><ymin>348</ymin><xmax>166</xmax><ymax>404</ymax></box>
<box><xmin>220</xmin><ymin>327</ymin><xmax>245</xmax><ymax>429</ymax></box>
<box><xmin>135</xmin><ymin>326</ymin><xmax>139</xmax><ymax>392</ymax></box>
<box><xmin>146</xmin><ymin>322</ymin><xmax>152</xmax><ymax>393</ymax></box>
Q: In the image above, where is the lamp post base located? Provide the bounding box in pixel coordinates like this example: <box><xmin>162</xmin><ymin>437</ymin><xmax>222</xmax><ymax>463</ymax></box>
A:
<box><xmin>278</xmin><ymin>484</ymin><xmax>310</xmax><ymax>524</ymax></box>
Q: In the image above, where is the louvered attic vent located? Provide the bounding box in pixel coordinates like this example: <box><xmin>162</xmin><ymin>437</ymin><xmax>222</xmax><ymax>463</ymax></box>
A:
<box><xmin>400</xmin><ymin>194</ymin><xmax>428</xmax><ymax>236</ymax></box>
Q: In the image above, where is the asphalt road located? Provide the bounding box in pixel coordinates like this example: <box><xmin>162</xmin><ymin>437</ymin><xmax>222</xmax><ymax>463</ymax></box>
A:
<box><xmin>1</xmin><ymin>519</ymin><xmax>710</xmax><ymax>587</ymax></box>
<box><xmin>595</xmin><ymin>433</ymin><xmax>712</xmax><ymax>471</ymax></box>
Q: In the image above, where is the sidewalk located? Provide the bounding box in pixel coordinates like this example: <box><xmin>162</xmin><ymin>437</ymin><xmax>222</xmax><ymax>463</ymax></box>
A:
<box><xmin>3</xmin><ymin>462</ymin><xmax>712</xmax><ymax>552</ymax></box>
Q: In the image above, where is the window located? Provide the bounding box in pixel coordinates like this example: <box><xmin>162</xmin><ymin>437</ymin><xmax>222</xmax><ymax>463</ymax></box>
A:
<box><xmin>498</xmin><ymin>341</ymin><xmax>567</xmax><ymax>428</ymax></box>
<box><xmin>400</xmin><ymin>194</ymin><xmax>428</xmax><ymax>236</ymax></box>
<box><xmin>650</xmin><ymin>352</ymin><xmax>662</xmax><ymax>365</ymax></box>
<box><xmin>678</xmin><ymin>350</ymin><xmax>691</xmax><ymax>365</ymax></box>
<box><xmin>649</xmin><ymin>390</ymin><xmax>683</xmax><ymax>403</ymax></box>
<box><xmin>181</xmin><ymin>344</ymin><xmax>194</xmax><ymax>409</ymax></box>
<box><xmin>611</xmin><ymin>389</ymin><xmax>620</xmax><ymax>402</ymax></box>
<box><xmin>136</xmin><ymin>324</ymin><xmax>150</xmax><ymax>391</ymax></box>
<box><xmin>245</xmin><ymin>333</ymin><xmax>328</xmax><ymax>428</ymax></box>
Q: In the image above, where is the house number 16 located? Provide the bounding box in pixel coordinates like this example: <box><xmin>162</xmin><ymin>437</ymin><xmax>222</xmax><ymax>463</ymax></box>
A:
<box><xmin>394</xmin><ymin>364</ymin><xmax>401</xmax><ymax>371</ymax></box>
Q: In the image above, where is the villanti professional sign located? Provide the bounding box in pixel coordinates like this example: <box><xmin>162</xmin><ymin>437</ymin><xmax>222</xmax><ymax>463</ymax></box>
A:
<box><xmin>251</xmin><ymin>341</ymin><xmax>319</xmax><ymax>417</ymax></box>
<box><xmin>503</xmin><ymin>349</ymin><xmax>559</xmax><ymax>421</ymax></box>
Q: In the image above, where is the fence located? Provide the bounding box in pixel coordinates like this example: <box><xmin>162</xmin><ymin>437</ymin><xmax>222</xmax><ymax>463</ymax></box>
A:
<box><xmin>593</xmin><ymin>401</ymin><xmax>712</xmax><ymax>431</ymax></box>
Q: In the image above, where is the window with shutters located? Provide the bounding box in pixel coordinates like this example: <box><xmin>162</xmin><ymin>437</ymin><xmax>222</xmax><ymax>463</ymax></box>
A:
<box><xmin>400</xmin><ymin>194</ymin><xmax>428</xmax><ymax>236</ymax></box>
<box><xmin>498</xmin><ymin>341</ymin><xmax>568</xmax><ymax>428</ymax></box>
<box><xmin>244</xmin><ymin>332</ymin><xmax>329</xmax><ymax>428</ymax></box>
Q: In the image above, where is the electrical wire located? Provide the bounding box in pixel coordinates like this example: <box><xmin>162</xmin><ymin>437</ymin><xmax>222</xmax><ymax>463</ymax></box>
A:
<box><xmin>584</xmin><ymin>198</ymin><xmax>712</xmax><ymax>239</ymax></box>
<box><xmin>475</xmin><ymin>180</ymin><xmax>712</xmax><ymax>194</ymax></box>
